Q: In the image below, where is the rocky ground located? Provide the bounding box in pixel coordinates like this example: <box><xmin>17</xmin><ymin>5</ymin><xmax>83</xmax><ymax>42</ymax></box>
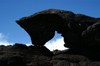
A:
<box><xmin>0</xmin><ymin>43</ymin><xmax>100</xmax><ymax>66</ymax></box>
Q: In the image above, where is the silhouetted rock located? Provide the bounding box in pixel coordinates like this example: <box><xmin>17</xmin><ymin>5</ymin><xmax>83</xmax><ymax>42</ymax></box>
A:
<box><xmin>14</xmin><ymin>43</ymin><xmax>28</xmax><ymax>49</ymax></box>
<box><xmin>16</xmin><ymin>14</ymin><xmax>61</xmax><ymax>47</ymax></box>
<box><xmin>16</xmin><ymin>9</ymin><xmax>74</xmax><ymax>47</ymax></box>
<box><xmin>16</xmin><ymin>9</ymin><xmax>100</xmax><ymax>49</ymax></box>
<box><xmin>15</xmin><ymin>9</ymin><xmax>100</xmax><ymax>64</ymax></box>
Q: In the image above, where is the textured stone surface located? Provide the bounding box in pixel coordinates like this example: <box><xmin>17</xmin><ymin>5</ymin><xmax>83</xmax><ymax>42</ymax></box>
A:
<box><xmin>15</xmin><ymin>9</ymin><xmax>100</xmax><ymax>63</ymax></box>
<box><xmin>0</xmin><ymin>44</ymin><xmax>100</xmax><ymax>66</ymax></box>
<box><xmin>16</xmin><ymin>9</ymin><xmax>100</xmax><ymax>50</ymax></box>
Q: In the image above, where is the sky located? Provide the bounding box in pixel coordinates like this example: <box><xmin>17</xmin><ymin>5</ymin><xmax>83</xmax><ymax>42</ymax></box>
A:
<box><xmin>0</xmin><ymin>0</ymin><xmax>100</xmax><ymax>51</ymax></box>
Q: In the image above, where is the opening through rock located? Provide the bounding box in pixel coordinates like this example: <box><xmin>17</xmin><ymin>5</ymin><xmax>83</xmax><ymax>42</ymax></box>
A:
<box><xmin>45</xmin><ymin>31</ymin><xmax>68</xmax><ymax>51</ymax></box>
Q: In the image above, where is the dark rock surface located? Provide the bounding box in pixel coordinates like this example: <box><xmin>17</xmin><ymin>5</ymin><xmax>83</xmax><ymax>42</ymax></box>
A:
<box><xmin>0</xmin><ymin>44</ymin><xmax>100</xmax><ymax>66</ymax></box>
<box><xmin>14</xmin><ymin>9</ymin><xmax>100</xmax><ymax>65</ymax></box>
<box><xmin>16</xmin><ymin>9</ymin><xmax>100</xmax><ymax>49</ymax></box>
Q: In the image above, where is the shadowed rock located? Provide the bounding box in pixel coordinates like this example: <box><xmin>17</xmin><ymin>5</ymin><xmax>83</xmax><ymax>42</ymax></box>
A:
<box><xmin>16</xmin><ymin>9</ymin><xmax>100</xmax><ymax>57</ymax></box>
<box><xmin>16</xmin><ymin>14</ymin><xmax>63</xmax><ymax>47</ymax></box>
<box><xmin>1</xmin><ymin>44</ymin><xmax>100</xmax><ymax>66</ymax></box>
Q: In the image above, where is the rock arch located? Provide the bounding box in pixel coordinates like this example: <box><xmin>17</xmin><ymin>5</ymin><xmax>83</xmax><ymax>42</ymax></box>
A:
<box><xmin>16</xmin><ymin>9</ymin><xmax>100</xmax><ymax>57</ymax></box>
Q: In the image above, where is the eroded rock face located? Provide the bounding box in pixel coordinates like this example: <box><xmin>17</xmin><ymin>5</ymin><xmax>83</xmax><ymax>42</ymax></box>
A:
<box><xmin>16</xmin><ymin>9</ymin><xmax>100</xmax><ymax>51</ymax></box>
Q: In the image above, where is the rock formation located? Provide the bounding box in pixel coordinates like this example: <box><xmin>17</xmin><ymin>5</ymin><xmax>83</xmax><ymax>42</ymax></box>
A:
<box><xmin>16</xmin><ymin>9</ymin><xmax>100</xmax><ymax>56</ymax></box>
<box><xmin>0</xmin><ymin>44</ymin><xmax>100</xmax><ymax>66</ymax></box>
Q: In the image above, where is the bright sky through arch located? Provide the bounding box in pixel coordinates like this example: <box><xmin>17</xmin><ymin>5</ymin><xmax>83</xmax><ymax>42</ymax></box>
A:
<box><xmin>0</xmin><ymin>0</ymin><xmax>100</xmax><ymax>50</ymax></box>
